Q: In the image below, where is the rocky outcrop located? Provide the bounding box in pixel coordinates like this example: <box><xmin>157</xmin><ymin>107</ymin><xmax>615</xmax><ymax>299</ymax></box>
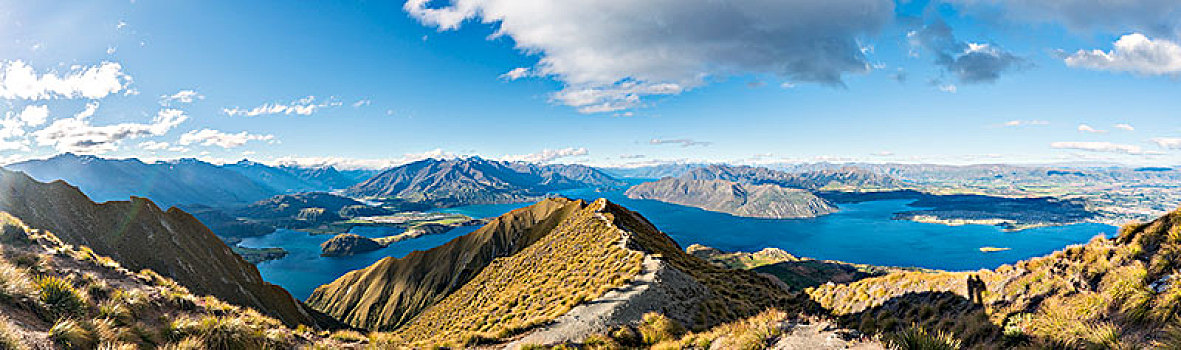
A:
<box><xmin>625</xmin><ymin>178</ymin><xmax>838</xmax><ymax>218</ymax></box>
<box><xmin>0</xmin><ymin>168</ymin><xmax>336</xmax><ymax>328</ymax></box>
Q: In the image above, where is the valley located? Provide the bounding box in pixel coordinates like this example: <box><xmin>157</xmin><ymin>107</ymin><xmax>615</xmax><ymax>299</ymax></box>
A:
<box><xmin>0</xmin><ymin>154</ymin><xmax>1169</xmax><ymax>348</ymax></box>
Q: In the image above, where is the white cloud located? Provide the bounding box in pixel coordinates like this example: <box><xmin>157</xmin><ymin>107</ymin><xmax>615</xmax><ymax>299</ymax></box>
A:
<box><xmin>500</xmin><ymin>67</ymin><xmax>531</xmax><ymax>81</ymax></box>
<box><xmin>500</xmin><ymin>147</ymin><xmax>589</xmax><ymax>163</ymax></box>
<box><xmin>1002</xmin><ymin>120</ymin><xmax>1049</xmax><ymax>127</ymax></box>
<box><xmin>1077</xmin><ymin>124</ymin><xmax>1107</xmax><ymax>133</ymax></box>
<box><xmin>937</xmin><ymin>83</ymin><xmax>958</xmax><ymax>93</ymax></box>
<box><xmin>1114</xmin><ymin>123</ymin><xmax>1135</xmax><ymax>131</ymax></box>
<box><xmin>405</xmin><ymin>0</ymin><xmax>893</xmax><ymax>113</ymax></box>
<box><xmin>1051</xmin><ymin>141</ymin><xmax>1156</xmax><ymax>155</ymax></box>
<box><xmin>138</xmin><ymin>140</ymin><xmax>171</xmax><ymax>151</ymax></box>
<box><xmin>17</xmin><ymin>105</ymin><xmax>48</xmax><ymax>126</ymax></box>
<box><xmin>222</xmin><ymin>96</ymin><xmax>342</xmax><ymax>117</ymax></box>
<box><xmin>1064</xmin><ymin>33</ymin><xmax>1181</xmax><ymax>76</ymax></box>
<box><xmin>0</xmin><ymin>60</ymin><xmax>132</xmax><ymax>100</ymax></box>
<box><xmin>32</xmin><ymin>105</ymin><xmax>188</xmax><ymax>154</ymax></box>
<box><xmin>649</xmin><ymin>138</ymin><xmax>711</xmax><ymax>147</ymax></box>
<box><xmin>871</xmin><ymin>151</ymin><xmax>895</xmax><ymax>156</ymax></box>
<box><xmin>351</xmin><ymin>99</ymin><xmax>371</xmax><ymax>108</ymax></box>
<box><xmin>178</xmin><ymin>129</ymin><xmax>275</xmax><ymax>148</ymax></box>
<box><xmin>1152</xmin><ymin>138</ymin><xmax>1181</xmax><ymax>149</ymax></box>
<box><xmin>160</xmin><ymin>90</ymin><xmax>204</xmax><ymax>105</ymax></box>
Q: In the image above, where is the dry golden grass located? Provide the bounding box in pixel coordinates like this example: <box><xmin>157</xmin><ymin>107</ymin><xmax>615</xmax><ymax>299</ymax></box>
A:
<box><xmin>391</xmin><ymin>200</ymin><xmax>646</xmax><ymax>346</ymax></box>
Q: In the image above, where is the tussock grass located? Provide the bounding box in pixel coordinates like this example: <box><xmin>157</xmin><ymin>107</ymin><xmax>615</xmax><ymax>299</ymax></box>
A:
<box><xmin>35</xmin><ymin>275</ymin><xmax>86</xmax><ymax>318</ymax></box>
<box><xmin>50</xmin><ymin>319</ymin><xmax>95</xmax><ymax>350</ymax></box>
<box><xmin>885</xmin><ymin>326</ymin><xmax>961</xmax><ymax>350</ymax></box>
<box><xmin>0</xmin><ymin>259</ymin><xmax>33</xmax><ymax>303</ymax></box>
<box><xmin>391</xmin><ymin>201</ymin><xmax>646</xmax><ymax>346</ymax></box>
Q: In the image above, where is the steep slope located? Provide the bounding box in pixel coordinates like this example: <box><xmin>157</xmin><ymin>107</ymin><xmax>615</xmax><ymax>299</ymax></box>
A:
<box><xmin>0</xmin><ymin>168</ymin><xmax>333</xmax><ymax>328</ymax></box>
<box><xmin>307</xmin><ymin>198</ymin><xmax>587</xmax><ymax>330</ymax></box>
<box><xmin>344</xmin><ymin>157</ymin><xmax>625</xmax><ymax>207</ymax></box>
<box><xmin>7</xmin><ymin>153</ymin><xmax>278</xmax><ymax>208</ymax></box>
<box><xmin>311</xmin><ymin>197</ymin><xmax>794</xmax><ymax>347</ymax></box>
<box><xmin>806</xmin><ymin>208</ymin><xmax>1181</xmax><ymax>348</ymax></box>
<box><xmin>625</xmin><ymin>178</ymin><xmax>838</xmax><ymax>218</ymax></box>
<box><xmin>0</xmin><ymin>213</ymin><xmax>361</xmax><ymax>348</ymax></box>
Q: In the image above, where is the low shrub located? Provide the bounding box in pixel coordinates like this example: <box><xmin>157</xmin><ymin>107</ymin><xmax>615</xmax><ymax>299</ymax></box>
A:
<box><xmin>885</xmin><ymin>326</ymin><xmax>961</xmax><ymax>350</ymax></box>
<box><xmin>49</xmin><ymin>319</ymin><xmax>95</xmax><ymax>350</ymax></box>
<box><xmin>638</xmin><ymin>313</ymin><xmax>685</xmax><ymax>345</ymax></box>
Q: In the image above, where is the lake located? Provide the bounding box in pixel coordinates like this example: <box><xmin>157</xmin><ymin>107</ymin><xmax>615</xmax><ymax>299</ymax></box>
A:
<box><xmin>240</xmin><ymin>187</ymin><xmax>1116</xmax><ymax>300</ymax></box>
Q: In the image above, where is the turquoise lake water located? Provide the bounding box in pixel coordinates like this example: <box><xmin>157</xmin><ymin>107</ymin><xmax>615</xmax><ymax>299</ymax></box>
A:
<box><xmin>240</xmin><ymin>187</ymin><xmax>1116</xmax><ymax>300</ymax></box>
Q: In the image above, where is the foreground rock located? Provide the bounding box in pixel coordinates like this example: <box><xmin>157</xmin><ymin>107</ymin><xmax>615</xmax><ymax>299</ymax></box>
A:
<box><xmin>626</xmin><ymin>178</ymin><xmax>838</xmax><ymax>219</ymax></box>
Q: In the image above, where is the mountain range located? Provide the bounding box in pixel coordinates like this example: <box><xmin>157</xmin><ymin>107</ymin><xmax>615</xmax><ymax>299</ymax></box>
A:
<box><xmin>345</xmin><ymin>157</ymin><xmax>626</xmax><ymax>207</ymax></box>
<box><xmin>4</xmin><ymin>153</ymin><xmax>375</xmax><ymax>209</ymax></box>
<box><xmin>0</xmin><ymin>164</ymin><xmax>1177</xmax><ymax>347</ymax></box>
<box><xmin>625</xmin><ymin>178</ymin><xmax>839</xmax><ymax>219</ymax></box>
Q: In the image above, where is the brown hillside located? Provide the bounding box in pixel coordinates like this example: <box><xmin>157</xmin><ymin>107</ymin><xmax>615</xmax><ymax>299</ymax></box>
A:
<box><xmin>314</xmin><ymin>197</ymin><xmax>795</xmax><ymax>347</ymax></box>
<box><xmin>808</xmin><ymin>208</ymin><xmax>1181</xmax><ymax>348</ymax></box>
<box><xmin>307</xmin><ymin>197</ymin><xmax>588</xmax><ymax>330</ymax></box>
<box><xmin>0</xmin><ymin>168</ymin><xmax>334</xmax><ymax>328</ymax></box>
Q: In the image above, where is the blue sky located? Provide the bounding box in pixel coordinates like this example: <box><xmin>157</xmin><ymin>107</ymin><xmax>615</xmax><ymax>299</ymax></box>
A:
<box><xmin>0</xmin><ymin>0</ymin><xmax>1179</xmax><ymax>168</ymax></box>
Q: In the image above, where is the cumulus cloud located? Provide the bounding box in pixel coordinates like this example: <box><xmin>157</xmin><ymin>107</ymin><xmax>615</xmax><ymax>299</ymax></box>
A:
<box><xmin>17</xmin><ymin>105</ymin><xmax>49</xmax><ymax>126</ymax></box>
<box><xmin>222</xmin><ymin>96</ymin><xmax>342</xmax><ymax>117</ymax></box>
<box><xmin>32</xmin><ymin>105</ymin><xmax>188</xmax><ymax>154</ymax></box>
<box><xmin>649</xmin><ymin>138</ymin><xmax>711</xmax><ymax>147</ymax></box>
<box><xmin>500</xmin><ymin>147</ymin><xmax>589</xmax><ymax>163</ymax></box>
<box><xmin>160</xmin><ymin>90</ymin><xmax>204</xmax><ymax>105</ymax></box>
<box><xmin>909</xmin><ymin>20</ymin><xmax>1026</xmax><ymax>84</ymax></box>
<box><xmin>1050</xmin><ymin>141</ymin><xmax>1156</xmax><ymax>154</ymax></box>
<box><xmin>500</xmin><ymin>67</ymin><xmax>531</xmax><ymax>81</ymax></box>
<box><xmin>1152</xmin><ymin>138</ymin><xmax>1181</xmax><ymax>149</ymax></box>
<box><xmin>1077</xmin><ymin>124</ymin><xmax>1107</xmax><ymax>133</ymax></box>
<box><xmin>178</xmin><ymin>129</ymin><xmax>275</xmax><ymax>148</ymax></box>
<box><xmin>1114</xmin><ymin>123</ymin><xmax>1135</xmax><ymax>131</ymax></box>
<box><xmin>946</xmin><ymin>0</ymin><xmax>1181</xmax><ymax>36</ymax></box>
<box><xmin>1003</xmin><ymin>120</ymin><xmax>1049</xmax><ymax>127</ymax></box>
<box><xmin>1064</xmin><ymin>33</ymin><xmax>1181</xmax><ymax>76</ymax></box>
<box><xmin>351</xmin><ymin>99</ymin><xmax>371</xmax><ymax>108</ymax></box>
<box><xmin>0</xmin><ymin>60</ymin><xmax>132</xmax><ymax>100</ymax></box>
<box><xmin>405</xmin><ymin>0</ymin><xmax>894</xmax><ymax>113</ymax></box>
